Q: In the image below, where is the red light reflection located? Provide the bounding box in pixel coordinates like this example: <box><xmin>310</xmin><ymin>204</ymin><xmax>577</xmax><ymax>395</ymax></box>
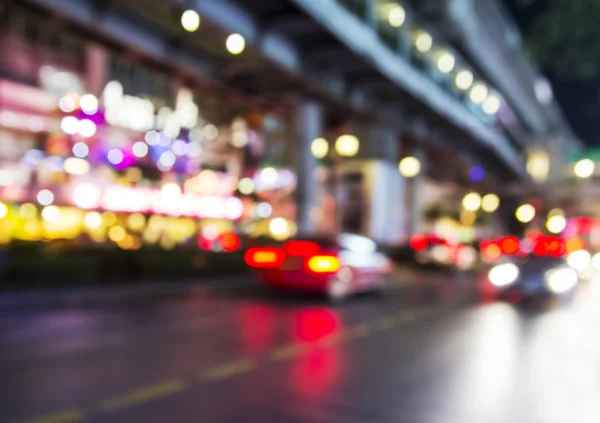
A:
<box><xmin>238</xmin><ymin>304</ymin><xmax>275</xmax><ymax>354</ymax></box>
<box><xmin>295</xmin><ymin>309</ymin><xmax>340</xmax><ymax>343</ymax></box>
<box><xmin>292</xmin><ymin>348</ymin><xmax>342</xmax><ymax>400</ymax></box>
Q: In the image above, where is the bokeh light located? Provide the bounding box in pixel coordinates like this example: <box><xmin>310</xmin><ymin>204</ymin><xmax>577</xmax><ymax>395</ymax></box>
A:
<box><xmin>335</xmin><ymin>134</ymin><xmax>359</xmax><ymax>157</ymax></box>
<box><xmin>387</xmin><ymin>5</ymin><xmax>406</xmax><ymax>27</ymax></box>
<box><xmin>181</xmin><ymin>10</ymin><xmax>200</xmax><ymax>32</ymax></box>
<box><xmin>437</xmin><ymin>52</ymin><xmax>455</xmax><ymax>74</ymax></box>
<box><xmin>37</xmin><ymin>189</ymin><xmax>54</xmax><ymax>206</ymax></box>
<box><xmin>311</xmin><ymin>138</ymin><xmax>329</xmax><ymax>159</ymax></box>
<box><xmin>226</xmin><ymin>33</ymin><xmax>246</xmax><ymax>55</ymax></box>
<box><xmin>469</xmin><ymin>83</ymin><xmax>488</xmax><ymax>104</ymax></box>
<box><xmin>238</xmin><ymin>178</ymin><xmax>255</xmax><ymax>195</ymax></box>
<box><xmin>547</xmin><ymin>215</ymin><xmax>567</xmax><ymax>234</ymax></box>
<box><xmin>481</xmin><ymin>194</ymin><xmax>500</xmax><ymax>213</ymax></box>
<box><xmin>574</xmin><ymin>159</ymin><xmax>595</xmax><ymax>178</ymax></box>
<box><xmin>516</xmin><ymin>204</ymin><xmax>536</xmax><ymax>223</ymax></box>
<box><xmin>455</xmin><ymin>70</ymin><xmax>473</xmax><ymax>90</ymax></box>
<box><xmin>398</xmin><ymin>156</ymin><xmax>421</xmax><ymax>178</ymax></box>
<box><xmin>462</xmin><ymin>192</ymin><xmax>482</xmax><ymax>212</ymax></box>
<box><xmin>415</xmin><ymin>32</ymin><xmax>432</xmax><ymax>52</ymax></box>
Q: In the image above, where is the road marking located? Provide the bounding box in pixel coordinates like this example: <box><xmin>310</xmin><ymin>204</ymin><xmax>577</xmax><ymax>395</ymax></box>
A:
<box><xmin>316</xmin><ymin>333</ymin><xmax>344</xmax><ymax>348</ymax></box>
<box><xmin>14</xmin><ymin>409</ymin><xmax>85</xmax><ymax>423</ymax></box>
<box><xmin>346</xmin><ymin>322</ymin><xmax>371</xmax><ymax>338</ymax></box>
<box><xmin>97</xmin><ymin>379</ymin><xmax>187</xmax><ymax>413</ymax></box>
<box><xmin>269</xmin><ymin>344</ymin><xmax>307</xmax><ymax>361</ymax></box>
<box><xmin>376</xmin><ymin>315</ymin><xmax>395</xmax><ymax>330</ymax></box>
<box><xmin>203</xmin><ymin>358</ymin><xmax>256</xmax><ymax>380</ymax></box>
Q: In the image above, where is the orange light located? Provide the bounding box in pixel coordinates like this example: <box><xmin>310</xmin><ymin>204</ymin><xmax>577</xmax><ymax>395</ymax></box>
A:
<box><xmin>565</xmin><ymin>237</ymin><xmax>587</xmax><ymax>254</ymax></box>
<box><xmin>483</xmin><ymin>244</ymin><xmax>502</xmax><ymax>261</ymax></box>
<box><xmin>284</xmin><ymin>240</ymin><xmax>321</xmax><ymax>256</ymax></box>
<box><xmin>220</xmin><ymin>233</ymin><xmax>240</xmax><ymax>252</ymax></box>
<box><xmin>245</xmin><ymin>248</ymin><xmax>285</xmax><ymax>267</ymax></box>
<box><xmin>305</xmin><ymin>255</ymin><xmax>341</xmax><ymax>274</ymax></box>
<box><xmin>500</xmin><ymin>237</ymin><xmax>520</xmax><ymax>255</ymax></box>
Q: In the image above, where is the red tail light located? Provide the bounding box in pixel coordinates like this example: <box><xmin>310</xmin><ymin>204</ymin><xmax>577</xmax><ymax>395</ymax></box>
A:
<box><xmin>483</xmin><ymin>243</ymin><xmax>502</xmax><ymax>261</ymax></box>
<box><xmin>410</xmin><ymin>234</ymin><xmax>428</xmax><ymax>251</ymax></box>
<box><xmin>220</xmin><ymin>233</ymin><xmax>241</xmax><ymax>252</ymax></box>
<box><xmin>500</xmin><ymin>237</ymin><xmax>520</xmax><ymax>255</ymax></box>
<box><xmin>245</xmin><ymin>248</ymin><xmax>285</xmax><ymax>268</ymax></box>
<box><xmin>284</xmin><ymin>240</ymin><xmax>321</xmax><ymax>256</ymax></box>
<box><xmin>305</xmin><ymin>255</ymin><xmax>341</xmax><ymax>274</ymax></box>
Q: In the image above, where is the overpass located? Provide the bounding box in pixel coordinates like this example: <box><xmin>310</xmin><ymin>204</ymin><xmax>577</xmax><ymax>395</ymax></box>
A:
<box><xmin>13</xmin><ymin>0</ymin><xmax>582</xmax><ymax>240</ymax></box>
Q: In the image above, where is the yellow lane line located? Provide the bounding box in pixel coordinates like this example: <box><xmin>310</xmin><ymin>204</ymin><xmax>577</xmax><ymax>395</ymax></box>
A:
<box><xmin>375</xmin><ymin>315</ymin><xmax>395</xmax><ymax>330</ymax></box>
<box><xmin>203</xmin><ymin>358</ymin><xmax>256</xmax><ymax>381</ymax></box>
<box><xmin>97</xmin><ymin>379</ymin><xmax>188</xmax><ymax>413</ymax></box>
<box><xmin>269</xmin><ymin>343</ymin><xmax>308</xmax><ymax>361</ymax></box>
<box><xmin>346</xmin><ymin>322</ymin><xmax>371</xmax><ymax>338</ymax></box>
<box><xmin>14</xmin><ymin>409</ymin><xmax>85</xmax><ymax>423</ymax></box>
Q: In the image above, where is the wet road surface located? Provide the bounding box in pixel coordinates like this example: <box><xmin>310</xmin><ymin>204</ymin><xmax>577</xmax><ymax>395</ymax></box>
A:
<box><xmin>2</xmin><ymin>273</ymin><xmax>600</xmax><ymax>423</ymax></box>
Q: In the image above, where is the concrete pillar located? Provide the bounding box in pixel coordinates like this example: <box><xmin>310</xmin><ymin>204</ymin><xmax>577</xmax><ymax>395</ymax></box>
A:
<box><xmin>407</xmin><ymin>146</ymin><xmax>426</xmax><ymax>236</ymax></box>
<box><xmin>362</xmin><ymin>126</ymin><xmax>407</xmax><ymax>245</ymax></box>
<box><xmin>295</xmin><ymin>100</ymin><xmax>322</xmax><ymax>234</ymax></box>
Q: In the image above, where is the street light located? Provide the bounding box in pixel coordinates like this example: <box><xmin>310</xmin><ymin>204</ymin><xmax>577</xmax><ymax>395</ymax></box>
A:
<box><xmin>399</xmin><ymin>156</ymin><xmax>421</xmax><ymax>178</ymax></box>
<box><xmin>226</xmin><ymin>33</ymin><xmax>246</xmax><ymax>55</ymax></box>
<box><xmin>469</xmin><ymin>83</ymin><xmax>488</xmax><ymax>104</ymax></box>
<box><xmin>415</xmin><ymin>32</ymin><xmax>433</xmax><ymax>53</ymax></box>
<box><xmin>455</xmin><ymin>70</ymin><xmax>473</xmax><ymax>90</ymax></box>
<box><xmin>311</xmin><ymin>137</ymin><xmax>329</xmax><ymax>159</ymax></box>
<box><xmin>574</xmin><ymin>159</ymin><xmax>595</xmax><ymax>178</ymax></box>
<box><xmin>388</xmin><ymin>5</ymin><xmax>406</xmax><ymax>28</ymax></box>
<box><xmin>181</xmin><ymin>10</ymin><xmax>200</xmax><ymax>32</ymax></box>
<box><xmin>462</xmin><ymin>192</ymin><xmax>482</xmax><ymax>212</ymax></box>
<box><xmin>335</xmin><ymin>134</ymin><xmax>359</xmax><ymax>157</ymax></box>
<box><xmin>481</xmin><ymin>194</ymin><xmax>500</xmax><ymax>213</ymax></box>
<box><xmin>547</xmin><ymin>215</ymin><xmax>567</xmax><ymax>234</ymax></box>
<box><xmin>482</xmin><ymin>95</ymin><xmax>501</xmax><ymax>115</ymax></box>
<box><xmin>437</xmin><ymin>52</ymin><xmax>455</xmax><ymax>74</ymax></box>
<box><xmin>516</xmin><ymin>204</ymin><xmax>535</xmax><ymax>223</ymax></box>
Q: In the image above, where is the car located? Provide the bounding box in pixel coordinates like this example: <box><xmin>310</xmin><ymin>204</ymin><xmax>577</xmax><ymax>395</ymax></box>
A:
<box><xmin>244</xmin><ymin>233</ymin><xmax>392</xmax><ymax>302</ymax></box>
<box><xmin>483</xmin><ymin>255</ymin><xmax>579</xmax><ymax>304</ymax></box>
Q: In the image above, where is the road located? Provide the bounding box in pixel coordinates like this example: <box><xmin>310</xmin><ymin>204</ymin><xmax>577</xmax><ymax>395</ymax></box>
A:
<box><xmin>1</xmin><ymin>272</ymin><xmax>600</xmax><ymax>423</ymax></box>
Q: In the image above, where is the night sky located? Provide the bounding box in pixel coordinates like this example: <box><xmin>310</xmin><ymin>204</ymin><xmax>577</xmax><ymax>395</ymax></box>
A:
<box><xmin>504</xmin><ymin>0</ymin><xmax>597</xmax><ymax>146</ymax></box>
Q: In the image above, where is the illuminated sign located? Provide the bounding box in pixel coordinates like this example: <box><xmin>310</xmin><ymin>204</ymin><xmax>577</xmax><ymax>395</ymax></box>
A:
<box><xmin>71</xmin><ymin>184</ymin><xmax>243</xmax><ymax>220</ymax></box>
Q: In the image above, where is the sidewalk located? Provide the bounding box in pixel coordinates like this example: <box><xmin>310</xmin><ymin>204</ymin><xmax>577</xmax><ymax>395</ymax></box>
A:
<box><xmin>0</xmin><ymin>275</ymin><xmax>248</xmax><ymax>310</ymax></box>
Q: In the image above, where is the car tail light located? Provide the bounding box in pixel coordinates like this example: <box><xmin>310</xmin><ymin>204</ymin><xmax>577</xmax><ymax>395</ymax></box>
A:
<box><xmin>284</xmin><ymin>240</ymin><xmax>321</xmax><ymax>256</ymax></box>
<box><xmin>305</xmin><ymin>255</ymin><xmax>341</xmax><ymax>274</ymax></box>
<box><xmin>245</xmin><ymin>248</ymin><xmax>285</xmax><ymax>268</ymax></box>
<box><xmin>500</xmin><ymin>237</ymin><xmax>520</xmax><ymax>255</ymax></box>
<box><xmin>410</xmin><ymin>234</ymin><xmax>428</xmax><ymax>251</ymax></box>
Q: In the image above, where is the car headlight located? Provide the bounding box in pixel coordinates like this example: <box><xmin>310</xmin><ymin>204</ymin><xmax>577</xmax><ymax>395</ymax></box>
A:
<box><xmin>488</xmin><ymin>263</ymin><xmax>519</xmax><ymax>287</ymax></box>
<box><xmin>546</xmin><ymin>267</ymin><xmax>578</xmax><ymax>294</ymax></box>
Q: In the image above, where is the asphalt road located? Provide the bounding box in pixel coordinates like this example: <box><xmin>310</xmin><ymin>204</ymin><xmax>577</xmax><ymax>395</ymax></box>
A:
<box><xmin>2</xmin><ymin>273</ymin><xmax>600</xmax><ymax>423</ymax></box>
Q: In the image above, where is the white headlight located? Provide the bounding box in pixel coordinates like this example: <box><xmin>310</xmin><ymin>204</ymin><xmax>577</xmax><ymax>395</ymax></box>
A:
<box><xmin>546</xmin><ymin>267</ymin><xmax>578</xmax><ymax>294</ymax></box>
<box><xmin>488</xmin><ymin>263</ymin><xmax>519</xmax><ymax>287</ymax></box>
<box><xmin>567</xmin><ymin>250</ymin><xmax>591</xmax><ymax>270</ymax></box>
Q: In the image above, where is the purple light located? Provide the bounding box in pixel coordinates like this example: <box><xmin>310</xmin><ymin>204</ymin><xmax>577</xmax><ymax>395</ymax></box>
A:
<box><xmin>469</xmin><ymin>166</ymin><xmax>485</xmax><ymax>182</ymax></box>
<box><xmin>76</xmin><ymin>109</ymin><xmax>105</xmax><ymax>126</ymax></box>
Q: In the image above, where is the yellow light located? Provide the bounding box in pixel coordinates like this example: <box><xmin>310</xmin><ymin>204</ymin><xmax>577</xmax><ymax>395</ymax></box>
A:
<box><xmin>118</xmin><ymin>235</ymin><xmax>135</xmax><ymax>250</ymax></box>
<box><xmin>126</xmin><ymin>167</ymin><xmax>143</xmax><ymax>183</ymax></box>
<box><xmin>481</xmin><ymin>194</ymin><xmax>500</xmax><ymax>213</ymax></box>
<box><xmin>398</xmin><ymin>156</ymin><xmax>421</xmax><ymax>178</ymax></box>
<box><xmin>226</xmin><ymin>33</ymin><xmax>245</xmax><ymax>55</ymax></box>
<box><xmin>415</xmin><ymin>32</ymin><xmax>432</xmax><ymax>53</ymax></box>
<box><xmin>311</xmin><ymin>137</ymin><xmax>329</xmax><ymax>159</ymax></box>
<box><xmin>516</xmin><ymin>204</ymin><xmax>536</xmax><ymax>223</ymax></box>
<box><xmin>108</xmin><ymin>225</ymin><xmax>126</xmax><ymax>243</ymax></box>
<box><xmin>238</xmin><ymin>177</ymin><xmax>255</xmax><ymax>195</ymax></box>
<box><xmin>460</xmin><ymin>209</ymin><xmax>477</xmax><ymax>226</ymax></box>
<box><xmin>181</xmin><ymin>10</ymin><xmax>200</xmax><ymax>32</ymax></box>
<box><xmin>307</xmin><ymin>256</ymin><xmax>341</xmax><ymax>273</ymax></box>
<box><xmin>84</xmin><ymin>212</ymin><xmax>103</xmax><ymax>229</ymax></box>
<box><xmin>548</xmin><ymin>208</ymin><xmax>564</xmax><ymax>218</ymax></box>
<box><xmin>161</xmin><ymin>183</ymin><xmax>181</xmax><ymax>197</ymax></box>
<box><xmin>103</xmin><ymin>211</ymin><xmax>117</xmax><ymax>226</ymax></box>
<box><xmin>547</xmin><ymin>215</ymin><xmax>567</xmax><ymax>234</ymax></box>
<box><xmin>455</xmin><ymin>70</ymin><xmax>473</xmax><ymax>90</ymax></box>
<box><xmin>482</xmin><ymin>95</ymin><xmax>501</xmax><ymax>115</ymax></box>
<box><xmin>527</xmin><ymin>150</ymin><xmax>550</xmax><ymax>182</ymax></box>
<box><xmin>437</xmin><ymin>52</ymin><xmax>455</xmax><ymax>74</ymax></box>
<box><xmin>462</xmin><ymin>192</ymin><xmax>482</xmax><ymax>212</ymax></box>
<box><xmin>0</xmin><ymin>202</ymin><xmax>7</xmax><ymax>219</ymax></box>
<box><xmin>388</xmin><ymin>5</ymin><xmax>406</xmax><ymax>27</ymax></box>
<box><xmin>469</xmin><ymin>83</ymin><xmax>488</xmax><ymax>104</ymax></box>
<box><xmin>19</xmin><ymin>203</ymin><xmax>37</xmax><ymax>219</ymax></box>
<box><xmin>127</xmin><ymin>213</ymin><xmax>146</xmax><ymax>232</ymax></box>
<box><xmin>41</xmin><ymin>206</ymin><xmax>60</xmax><ymax>223</ymax></box>
<box><xmin>574</xmin><ymin>159</ymin><xmax>595</xmax><ymax>178</ymax></box>
<box><xmin>63</xmin><ymin>158</ymin><xmax>90</xmax><ymax>175</ymax></box>
<box><xmin>269</xmin><ymin>217</ymin><xmax>288</xmax><ymax>236</ymax></box>
<box><xmin>335</xmin><ymin>134</ymin><xmax>360</xmax><ymax>157</ymax></box>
